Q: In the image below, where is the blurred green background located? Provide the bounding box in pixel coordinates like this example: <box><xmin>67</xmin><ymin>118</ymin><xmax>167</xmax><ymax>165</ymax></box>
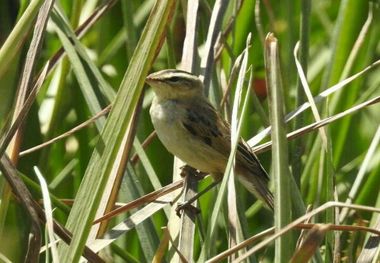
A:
<box><xmin>0</xmin><ymin>0</ymin><xmax>379</xmax><ymax>262</ymax></box>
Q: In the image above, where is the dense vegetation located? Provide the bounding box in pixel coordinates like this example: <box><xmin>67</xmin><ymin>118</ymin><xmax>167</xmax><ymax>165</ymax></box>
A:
<box><xmin>0</xmin><ymin>0</ymin><xmax>379</xmax><ymax>262</ymax></box>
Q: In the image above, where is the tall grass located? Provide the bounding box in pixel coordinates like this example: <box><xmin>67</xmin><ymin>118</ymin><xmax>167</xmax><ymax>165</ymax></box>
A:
<box><xmin>0</xmin><ymin>0</ymin><xmax>379</xmax><ymax>262</ymax></box>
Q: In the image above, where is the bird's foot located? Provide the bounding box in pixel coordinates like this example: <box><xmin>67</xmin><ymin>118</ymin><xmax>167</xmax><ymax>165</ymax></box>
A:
<box><xmin>175</xmin><ymin>201</ymin><xmax>201</xmax><ymax>217</ymax></box>
<box><xmin>180</xmin><ymin>165</ymin><xmax>207</xmax><ymax>180</ymax></box>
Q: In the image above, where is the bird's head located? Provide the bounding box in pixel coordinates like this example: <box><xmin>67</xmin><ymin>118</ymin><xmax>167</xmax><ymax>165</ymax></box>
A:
<box><xmin>146</xmin><ymin>69</ymin><xmax>204</xmax><ymax>100</ymax></box>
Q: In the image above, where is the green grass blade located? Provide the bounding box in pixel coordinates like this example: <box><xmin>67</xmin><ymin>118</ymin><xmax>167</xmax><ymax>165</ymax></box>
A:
<box><xmin>0</xmin><ymin>0</ymin><xmax>44</xmax><ymax>78</ymax></box>
<box><xmin>57</xmin><ymin>1</ymin><xmax>175</xmax><ymax>261</ymax></box>
<box><xmin>265</xmin><ymin>33</ymin><xmax>292</xmax><ymax>262</ymax></box>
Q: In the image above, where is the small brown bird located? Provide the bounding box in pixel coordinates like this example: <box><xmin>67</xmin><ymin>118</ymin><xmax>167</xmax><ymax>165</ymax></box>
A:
<box><xmin>146</xmin><ymin>69</ymin><xmax>273</xmax><ymax>210</ymax></box>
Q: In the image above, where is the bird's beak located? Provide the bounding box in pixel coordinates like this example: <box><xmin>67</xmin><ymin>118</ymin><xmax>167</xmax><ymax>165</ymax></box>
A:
<box><xmin>146</xmin><ymin>73</ymin><xmax>163</xmax><ymax>86</ymax></box>
<box><xmin>145</xmin><ymin>73</ymin><xmax>157</xmax><ymax>85</ymax></box>
<box><xmin>145</xmin><ymin>75</ymin><xmax>153</xmax><ymax>85</ymax></box>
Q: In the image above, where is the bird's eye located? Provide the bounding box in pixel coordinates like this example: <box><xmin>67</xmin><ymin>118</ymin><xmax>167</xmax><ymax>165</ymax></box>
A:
<box><xmin>168</xmin><ymin>76</ymin><xmax>181</xmax><ymax>82</ymax></box>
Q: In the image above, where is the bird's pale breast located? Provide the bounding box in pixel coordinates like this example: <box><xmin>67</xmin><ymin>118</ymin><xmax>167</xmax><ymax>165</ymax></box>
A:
<box><xmin>150</xmin><ymin>98</ymin><xmax>226</xmax><ymax>174</ymax></box>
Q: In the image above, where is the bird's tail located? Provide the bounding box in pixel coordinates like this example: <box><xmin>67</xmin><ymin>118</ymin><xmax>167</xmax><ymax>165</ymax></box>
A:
<box><xmin>236</xmin><ymin>171</ymin><xmax>274</xmax><ymax>211</ymax></box>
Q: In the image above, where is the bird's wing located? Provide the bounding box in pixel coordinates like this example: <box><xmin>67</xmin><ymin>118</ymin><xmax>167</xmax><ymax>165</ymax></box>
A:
<box><xmin>235</xmin><ymin>140</ymin><xmax>274</xmax><ymax>210</ymax></box>
<box><xmin>181</xmin><ymin>98</ymin><xmax>269</xmax><ymax>178</ymax></box>
<box><xmin>180</xmin><ymin>98</ymin><xmax>273</xmax><ymax>209</ymax></box>
<box><xmin>236</xmin><ymin>140</ymin><xmax>270</xmax><ymax>181</ymax></box>
<box><xmin>179</xmin><ymin>98</ymin><xmax>231</xmax><ymax>157</ymax></box>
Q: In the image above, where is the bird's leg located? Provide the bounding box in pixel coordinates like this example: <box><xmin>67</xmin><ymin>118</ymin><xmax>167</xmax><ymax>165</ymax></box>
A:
<box><xmin>179</xmin><ymin>165</ymin><xmax>207</xmax><ymax>179</ymax></box>
<box><xmin>176</xmin><ymin>178</ymin><xmax>220</xmax><ymax>217</ymax></box>
<box><xmin>176</xmin><ymin>165</ymin><xmax>200</xmax><ymax>216</ymax></box>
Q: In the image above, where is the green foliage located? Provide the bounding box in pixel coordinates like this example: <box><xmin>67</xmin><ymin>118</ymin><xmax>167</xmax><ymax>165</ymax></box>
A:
<box><xmin>0</xmin><ymin>0</ymin><xmax>379</xmax><ymax>262</ymax></box>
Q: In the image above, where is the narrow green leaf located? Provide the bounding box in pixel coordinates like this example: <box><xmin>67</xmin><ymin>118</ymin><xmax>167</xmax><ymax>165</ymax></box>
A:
<box><xmin>265</xmin><ymin>33</ymin><xmax>292</xmax><ymax>262</ymax></box>
<box><xmin>57</xmin><ymin>1</ymin><xmax>175</xmax><ymax>261</ymax></box>
<box><xmin>0</xmin><ymin>0</ymin><xmax>44</xmax><ymax>78</ymax></box>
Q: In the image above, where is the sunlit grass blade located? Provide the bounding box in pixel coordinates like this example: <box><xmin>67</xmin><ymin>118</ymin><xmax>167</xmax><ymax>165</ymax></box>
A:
<box><xmin>200</xmin><ymin>0</ymin><xmax>229</xmax><ymax>95</ymax></box>
<box><xmin>356</xmin><ymin>206</ymin><xmax>380</xmax><ymax>262</ymax></box>
<box><xmin>290</xmin><ymin>224</ymin><xmax>329</xmax><ymax>263</ymax></box>
<box><xmin>57</xmin><ymin>1</ymin><xmax>176</xmax><ymax>261</ymax></box>
<box><xmin>0</xmin><ymin>1</ymin><xmax>54</xmax><ymax>257</ymax></box>
<box><xmin>33</xmin><ymin>167</ymin><xmax>59</xmax><ymax>263</ymax></box>
<box><xmin>0</xmin><ymin>0</ymin><xmax>45</xmax><ymax>78</ymax></box>
<box><xmin>233</xmin><ymin>202</ymin><xmax>380</xmax><ymax>262</ymax></box>
<box><xmin>88</xmin><ymin>191</ymin><xmax>180</xmax><ymax>253</ymax></box>
<box><xmin>265</xmin><ymin>33</ymin><xmax>292</xmax><ymax>262</ymax></box>
<box><xmin>253</xmin><ymin>96</ymin><xmax>380</xmax><ymax>154</ymax></box>
<box><xmin>51</xmin><ymin>9</ymin><xmax>109</xmax><ymax>131</ymax></box>
<box><xmin>248</xmin><ymin>59</ymin><xmax>380</xmax><ymax>146</ymax></box>
<box><xmin>339</xmin><ymin>125</ymin><xmax>380</xmax><ymax>222</ymax></box>
<box><xmin>174</xmin><ymin>1</ymin><xmax>200</xmax><ymax>261</ymax></box>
